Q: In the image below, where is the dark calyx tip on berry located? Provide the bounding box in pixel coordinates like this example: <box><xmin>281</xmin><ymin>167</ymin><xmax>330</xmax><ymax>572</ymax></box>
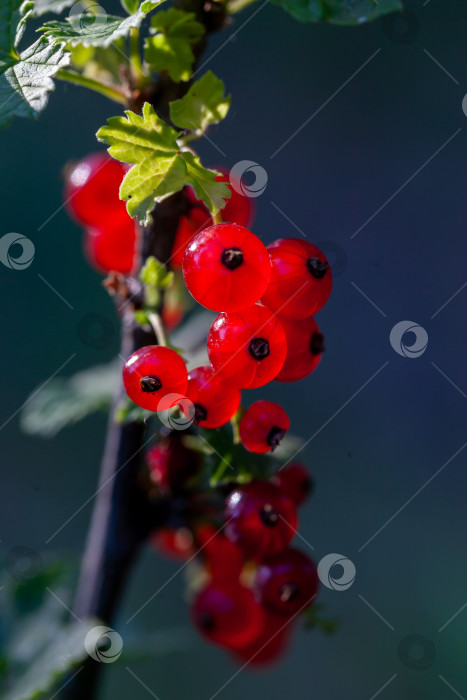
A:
<box><xmin>259</xmin><ymin>503</ymin><xmax>279</xmax><ymax>527</ymax></box>
<box><xmin>266</xmin><ymin>426</ymin><xmax>286</xmax><ymax>449</ymax></box>
<box><xmin>221</xmin><ymin>247</ymin><xmax>244</xmax><ymax>270</ymax></box>
<box><xmin>307</xmin><ymin>257</ymin><xmax>329</xmax><ymax>279</ymax></box>
<box><xmin>139</xmin><ymin>375</ymin><xmax>162</xmax><ymax>393</ymax></box>
<box><xmin>310</xmin><ymin>332</ymin><xmax>325</xmax><ymax>355</ymax></box>
<box><xmin>249</xmin><ymin>337</ymin><xmax>270</xmax><ymax>361</ymax></box>
<box><xmin>193</xmin><ymin>403</ymin><xmax>208</xmax><ymax>424</ymax></box>
<box><xmin>279</xmin><ymin>582</ymin><xmax>299</xmax><ymax>603</ymax></box>
<box><xmin>199</xmin><ymin>611</ymin><xmax>216</xmax><ymax>631</ymax></box>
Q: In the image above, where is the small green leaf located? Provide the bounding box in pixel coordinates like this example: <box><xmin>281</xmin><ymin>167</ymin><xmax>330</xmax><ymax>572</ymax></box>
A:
<box><xmin>169</xmin><ymin>71</ymin><xmax>231</xmax><ymax>132</ymax></box>
<box><xmin>144</xmin><ymin>8</ymin><xmax>204</xmax><ymax>83</ymax></box>
<box><xmin>303</xmin><ymin>603</ymin><xmax>338</xmax><ymax>634</ymax></box>
<box><xmin>40</xmin><ymin>10</ymin><xmax>146</xmax><ymax>48</ymax></box>
<box><xmin>140</xmin><ymin>256</ymin><xmax>174</xmax><ymax>288</ymax></box>
<box><xmin>269</xmin><ymin>0</ymin><xmax>402</xmax><ymax>24</ymax></box>
<box><xmin>33</xmin><ymin>0</ymin><xmax>77</xmax><ymax>17</ymax></box>
<box><xmin>181</xmin><ymin>151</ymin><xmax>231</xmax><ymax>214</ymax></box>
<box><xmin>0</xmin><ymin>38</ymin><xmax>69</xmax><ymax>129</ymax></box>
<box><xmin>121</xmin><ymin>0</ymin><xmax>140</xmax><ymax>15</ymax></box>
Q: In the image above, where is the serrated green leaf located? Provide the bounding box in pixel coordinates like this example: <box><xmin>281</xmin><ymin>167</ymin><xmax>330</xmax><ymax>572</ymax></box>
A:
<box><xmin>182</xmin><ymin>152</ymin><xmax>230</xmax><ymax>214</ymax></box>
<box><xmin>0</xmin><ymin>37</ymin><xmax>69</xmax><ymax>129</ymax></box>
<box><xmin>0</xmin><ymin>0</ymin><xmax>33</xmax><ymax>70</ymax></box>
<box><xmin>169</xmin><ymin>71</ymin><xmax>230</xmax><ymax>132</ymax></box>
<box><xmin>4</xmin><ymin>619</ymin><xmax>99</xmax><ymax>700</ymax></box>
<box><xmin>40</xmin><ymin>10</ymin><xmax>146</xmax><ymax>48</ymax></box>
<box><xmin>144</xmin><ymin>8</ymin><xmax>204</xmax><ymax>83</ymax></box>
<box><xmin>15</xmin><ymin>0</ymin><xmax>34</xmax><ymax>49</ymax></box>
<box><xmin>269</xmin><ymin>0</ymin><xmax>402</xmax><ymax>23</ymax></box>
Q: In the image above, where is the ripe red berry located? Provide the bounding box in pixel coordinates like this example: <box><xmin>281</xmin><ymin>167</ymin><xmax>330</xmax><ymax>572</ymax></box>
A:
<box><xmin>146</xmin><ymin>436</ymin><xmax>201</xmax><ymax>494</ymax></box>
<box><xmin>275</xmin><ymin>315</ymin><xmax>324</xmax><ymax>382</ymax></box>
<box><xmin>239</xmin><ymin>401</ymin><xmax>290</xmax><ymax>454</ymax></box>
<box><xmin>254</xmin><ymin>548</ymin><xmax>319</xmax><ymax>616</ymax></box>
<box><xmin>84</xmin><ymin>220</ymin><xmax>137</xmax><ymax>275</ymax></box>
<box><xmin>64</xmin><ymin>152</ymin><xmax>128</xmax><ymax>227</ymax></box>
<box><xmin>171</xmin><ymin>207</ymin><xmax>211</xmax><ymax>269</ymax></box>
<box><xmin>122</xmin><ymin>346</ymin><xmax>188</xmax><ymax>412</ymax></box>
<box><xmin>183</xmin><ymin>224</ymin><xmax>271</xmax><ymax>312</ymax></box>
<box><xmin>183</xmin><ymin>365</ymin><xmax>241</xmax><ymax>429</ymax></box>
<box><xmin>207</xmin><ymin>304</ymin><xmax>287</xmax><ymax>389</ymax></box>
<box><xmin>150</xmin><ymin>527</ymin><xmax>194</xmax><ymax>561</ymax></box>
<box><xmin>273</xmin><ymin>463</ymin><xmax>313</xmax><ymax>506</ymax></box>
<box><xmin>196</xmin><ymin>526</ymin><xmax>245</xmax><ymax>583</ymax></box>
<box><xmin>224</xmin><ymin>481</ymin><xmax>297</xmax><ymax>560</ymax></box>
<box><xmin>192</xmin><ymin>582</ymin><xmax>264</xmax><ymax>649</ymax></box>
<box><xmin>215</xmin><ymin>168</ymin><xmax>255</xmax><ymax>228</ymax></box>
<box><xmin>261</xmin><ymin>238</ymin><xmax>332</xmax><ymax>320</ymax></box>
<box><xmin>231</xmin><ymin>611</ymin><xmax>292</xmax><ymax>667</ymax></box>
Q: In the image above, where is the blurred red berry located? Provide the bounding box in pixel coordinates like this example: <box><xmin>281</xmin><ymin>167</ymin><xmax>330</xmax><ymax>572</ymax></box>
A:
<box><xmin>192</xmin><ymin>582</ymin><xmax>265</xmax><ymax>649</ymax></box>
<box><xmin>150</xmin><ymin>528</ymin><xmax>194</xmax><ymax>560</ymax></box>
<box><xmin>183</xmin><ymin>365</ymin><xmax>241</xmax><ymax>429</ymax></box>
<box><xmin>207</xmin><ymin>304</ymin><xmax>287</xmax><ymax>389</ymax></box>
<box><xmin>224</xmin><ymin>481</ymin><xmax>297</xmax><ymax>560</ymax></box>
<box><xmin>231</xmin><ymin>611</ymin><xmax>292</xmax><ymax>668</ymax></box>
<box><xmin>183</xmin><ymin>224</ymin><xmax>271</xmax><ymax>312</ymax></box>
<box><xmin>122</xmin><ymin>346</ymin><xmax>188</xmax><ymax>411</ymax></box>
<box><xmin>146</xmin><ymin>436</ymin><xmax>201</xmax><ymax>493</ymax></box>
<box><xmin>262</xmin><ymin>238</ymin><xmax>332</xmax><ymax>320</ymax></box>
<box><xmin>84</xmin><ymin>220</ymin><xmax>137</xmax><ymax>275</ymax></box>
<box><xmin>171</xmin><ymin>207</ymin><xmax>211</xmax><ymax>269</ymax></box>
<box><xmin>275</xmin><ymin>316</ymin><xmax>324</xmax><ymax>382</ymax></box>
<box><xmin>196</xmin><ymin>525</ymin><xmax>245</xmax><ymax>582</ymax></box>
<box><xmin>254</xmin><ymin>548</ymin><xmax>319</xmax><ymax>616</ymax></box>
<box><xmin>273</xmin><ymin>463</ymin><xmax>313</xmax><ymax>506</ymax></box>
<box><xmin>239</xmin><ymin>401</ymin><xmax>290</xmax><ymax>454</ymax></box>
<box><xmin>64</xmin><ymin>152</ymin><xmax>128</xmax><ymax>227</ymax></box>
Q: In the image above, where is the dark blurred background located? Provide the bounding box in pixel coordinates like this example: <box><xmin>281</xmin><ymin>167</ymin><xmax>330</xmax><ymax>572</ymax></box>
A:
<box><xmin>1</xmin><ymin>0</ymin><xmax>466</xmax><ymax>697</ymax></box>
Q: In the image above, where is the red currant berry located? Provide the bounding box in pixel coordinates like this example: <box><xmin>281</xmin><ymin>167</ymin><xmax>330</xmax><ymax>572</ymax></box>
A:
<box><xmin>171</xmin><ymin>207</ymin><xmax>211</xmax><ymax>269</ymax></box>
<box><xmin>64</xmin><ymin>152</ymin><xmax>128</xmax><ymax>227</ymax></box>
<box><xmin>231</xmin><ymin>611</ymin><xmax>292</xmax><ymax>667</ymax></box>
<box><xmin>150</xmin><ymin>527</ymin><xmax>194</xmax><ymax>561</ymax></box>
<box><xmin>192</xmin><ymin>582</ymin><xmax>265</xmax><ymax>649</ymax></box>
<box><xmin>275</xmin><ymin>315</ymin><xmax>324</xmax><ymax>382</ymax></box>
<box><xmin>84</xmin><ymin>220</ymin><xmax>137</xmax><ymax>275</ymax></box>
<box><xmin>261</xmin><ymin>238</ymin><xmax>332</xmax><ymax>320</ymax></box>
<box><xmin>196</xmin><ymin>526</ymin><xmax>245</xmax><ymax>583</ymax></box>
<box><xmin>239</xmin><ymin>401</ymin><xmax>290</xmax><ymax>454</ymax></box>
<box><xmin>183</xmin><ymin>365</ymin><xmax>241</xmax><ymax>429</ymax></box>
<box><xmin>254</xmin><ymin>548</ymin><xmax>319</xmax><ymax>616</ymax></box>
<box><xmin>122</xmin><ymin>346</ymin><xmax>188</xmax><ymax>412</ymax></box>
<box><xmin>146</xmin><ymin>436</ymin><xmax>201</xmax><ymax>493</ymax></box>
<box><xmin>207</xmin><ymin>305</ymin><xmax>287</xmax><ymax>389</ymax></box>
<box><xmin>183</xmin><ymin>224</ymin><xmax>271</xmax><ymax>312</ymax></box>
<box><xmin>273</xmin><ymin>463</ymin><xmax>313</xmax><ymax>506</ymax></box>
<box><xmin>215</xmin><ymin>168</ymin><xmax>255</xmax><ymax>228</ymax></box>
<box><xmin>224</xmin><ymin>481</ymin><xmax>297</xmax><ymax>560</ymax></box>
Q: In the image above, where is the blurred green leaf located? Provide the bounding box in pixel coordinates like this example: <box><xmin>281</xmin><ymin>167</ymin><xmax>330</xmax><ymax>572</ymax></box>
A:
<box><xmin>20</xmin><ymin>360</ymin><xmax>119</xmax><ymax>437</ymax></box>
<box><xmin>303</xmin><ymin>603</ymin><xmax>338</xmax><ymax>634</ymax></box>
<box><xmin>40</xmin><ymin>11</ymin><xmax>147</xmax><ymax>48</ymax></box>
<box><xmin>33</xmin><ymin>0</ymin><xmax>77</xmax><ymax>17</ymax></box>
<box><xmin>269</xmin><ymin>0</ymin><xmax>402</xmax><ymax>23</ymax></box>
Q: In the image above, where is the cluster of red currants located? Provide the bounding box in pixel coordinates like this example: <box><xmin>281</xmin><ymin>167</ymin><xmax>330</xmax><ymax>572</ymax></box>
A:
<box><xmin>150</xmin><ymin>450</ymin><xmax>317</xmax><ymax>666</ymax></box>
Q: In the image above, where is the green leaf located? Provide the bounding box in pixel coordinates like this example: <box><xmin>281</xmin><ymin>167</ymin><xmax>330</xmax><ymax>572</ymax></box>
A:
<box><xmin>181</xmin><ymin>152</ymin><xmax>230</xmax><ymax>214</ymax></box>
<box><xmin>169</xmin><ymin>71</ymin><xmax>231</xmax><ymax>132</ymax></box>
<box><xmin>269</xmin><ymin>0</ymin><xmax>402</xmax><ymax>24</ymax></box>
<box><xmin>144</xmin><ymin>8</ymin><xmax>204</xmax><ymax>83</ymax></box>
<box><xmin>303</xmin><ymin>603</ymin><xmax>338</xmax><ymax>634</ymax></box>
<box><xmin>4</xmin><ymin>619</ymin><xmax>100</xmax><ymax>700</ymax></box>
<box><xmin>32</xmin><ymin>0</ymin><xmax>76</xmax><ymax>17</ymax></box>
<box><xmin>0</xmin><ymin>0</ymin><xmax>33</xmax><ymax>70</ymax></box>
<box><xmin>20</xmin><ymin>360</ymin><xmax>118</xmax><ymax>437</ymax></box>
<box><xmin>121</xmin><ymin>0</ymin><xmax>140</xmax><ymax>14</ymax></box>
<box><xmin>0</xmin><ymin>38</ymin><xmax>69</xmax><ymax>129</ymax></box>
<box><xmin>140</xmin><ymin>256</ymin><xmax>174</xmax><ymax>289</ymax></box>
<box><xmin>40</xmin><ymin>9</ymin><xmax>147</xmax><ymax>48</ymax></box>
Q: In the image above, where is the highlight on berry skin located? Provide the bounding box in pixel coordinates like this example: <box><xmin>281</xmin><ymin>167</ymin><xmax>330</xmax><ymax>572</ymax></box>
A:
<box><xmin>239</xmin><ymin>400</ymin><xmax>291</xmax><ymax>454</ymax></box>
<box><xmin>122</xmin><ymin>346</ymin><xmax>188</xmax><ymax>412</ymax></box>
